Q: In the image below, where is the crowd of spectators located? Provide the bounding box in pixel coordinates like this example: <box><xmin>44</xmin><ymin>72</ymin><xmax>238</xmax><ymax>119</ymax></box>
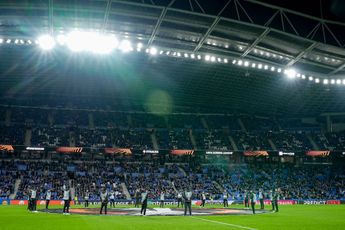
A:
<box><xmin>0</xmin><ymin>159</ymin><xmax>344</xmax><ymax>201</ymax></box>
<box><xmin>1</xmin><ymin>106</ymin><xmax>345</xmax><ymax>151</ymax></box>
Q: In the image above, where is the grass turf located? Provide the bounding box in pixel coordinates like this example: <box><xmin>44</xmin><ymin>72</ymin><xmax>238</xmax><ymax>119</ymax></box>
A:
<box><xmin>0</xmin><ymin>204</ymin><xmax>344</xmax><ymax>230</ymax></box>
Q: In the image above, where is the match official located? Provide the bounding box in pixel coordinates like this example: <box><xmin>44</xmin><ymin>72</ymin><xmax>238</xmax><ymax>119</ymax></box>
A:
<box><xmin>183</xmin><ymin>189</ymin><xmax>192</xmax><ymax>216</ymax></box>
<box><xmin>140</xmin><ymin>190</ymin><xmax>148</xmax><ymax>216</ymax></box>
<box><xmin>100</xmin><ymin>188</ymin><xmax>109</xmax><ymax>215</ymax></box>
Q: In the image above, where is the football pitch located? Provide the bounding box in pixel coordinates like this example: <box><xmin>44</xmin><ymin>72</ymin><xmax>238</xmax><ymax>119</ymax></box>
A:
<box><xmin>0</xmin><ymin>204</ymin><xmax>344</xmax><ymax>230</ymax></box>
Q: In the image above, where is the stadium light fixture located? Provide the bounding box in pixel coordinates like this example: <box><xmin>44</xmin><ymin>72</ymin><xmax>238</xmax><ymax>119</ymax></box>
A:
<box><xmin>301</xmin><ymin>75</ymin><xmax>306</xmax><ymax>79</ymax></box>
<box><xmin>205</xmin><ymin>55</ymin><xmax>211</xmax><ymax>61</ymax></box>
<box><xmin>65</xmin><ymin>31</ymin><xmax>86</xmax><ymax>52</ymax></box>
<box><xmin>264</xmin><ymin>65</ymin><xmax>269</xmax><ymax>70</ymax></box>
<box><xmin>336</xmin><ymin>79</ymin><xmax>341</xmax><ymax>85</ymax></box>
<box><xmin>14</xmin><ymin>39</ymin><xmax>19</xmax><ymax>44</ymax></box>
<box><xmin>343</xmin><ymin>79</ymin><xmax>345</xmax><ymax>85</ymax></box>
<box><xmin>210</xmin><ymin>56</ymin><xmax>216</xmax><ymax>62</ymax></box>
<box><xmin>137</xmin><ymin>43</ymin><xmax>143</xmax><ymax>49</ymax></box>
<box><xmin>232</xmin><ymin>60</ymin><xmax>236</xmax><ymax>64</ymax></box>
<box><xmin>149</xmin><ymin>47</ymin><xmax>158</xmax><ymax>55</ymax></box>
<box><xmin>285</xmin><ymin>68</ymin><xmax>296</xmax><ymax>78</ymax></box>
<box><xmin>184</xmin><ymin>53</ymin><xmax>189</xmax><ymax>58</ymax></box>
<box><xmin>315</xmin><ymin>78</ymin><xmax>320</xmax><ymax>83</ymax></box>
<box><xmin>38</xmin><ymin>34</ymin><xmax>56</xmax><ymax>50</ymax></box>
<box><xmin>27</xmin><ymin>40</ymin><xmax>32</xmax><ymax>44</ymax></box>
<box><xmin>244</xmin><ymin>61</ymin><xmax>249</xmax><ymax>67</ymax></box>
<box><xmin>277</xmin><ymin>68</ymin><xmax>282</xmax><ymax>73</ymax></box>
<box><xmin>20</xmin><ymin>40</ymin><xmax>24</xmax><ymax>44</ymax></box>
<box><xmin>270</xmin><ymin>66</ymin><xmax>275</xmax><ymax>71</ymax></box>
<box><xmin>251</xmin><ymin>63</ymin><xmax>256</xmax><ymax>68</ymax></box>
<box><xmin>257</xmin><ymin>64</ymin><xmax>262</xmax><ymax>69</ymax></box>
<box><xmin>238</xmin><ymin>60</ymin><xmax>243</xmax><ymax>66</ymax></box>
<box><xmin>308</xmin><ymin>76</ymin><xmax>313</xmax><ymax>81</ymax></box>
<box><xmin>6</xmin><ymin>39</ymin><xmax>11</xmax><ymax>44</ymax></box>
<box><xmin>197</xmin><ymin>55</ymin><xmax>201</xmax><ymax>60</ymax></box>
<box><xmin>323</xmin><ymin>79</ymin><xmax>329</xmax><ymax>85</ymax></box>
<box><xmin>190</xmin><ymin>54</ymin><xmax>195</xmax><ymax>59</ymax></box>
<box><xmin>224</xmin><ymin>58</ymin><xmax>228</xmax><ymax>63</ymax></box>
<box><xmin>330</xmin><ymin>79</ymin><xmax>335</xmax><ymax>84</ymax></box>
<box><xmin>89</xmin><ymin>34</ymin><xmax>118</xmax><ymax>54</ymax></box>
<box><xmin>119</xmin><ymin>40</ymin><xmax>132</xmax><ymax>53</ymax></box>
<box><xmin>159</xmin><ymin>50</ymin><xmax>164</xmax><ymax>55</ymax></box>
<box><xmin>177</xmin><ymin>52</ymin><xmax>181</xmax><ymax>57</ymax></box>
<box><xmin>0</xmin><ymin>38</ymin><xmax>3</xmax><ymax>43</ymax></box>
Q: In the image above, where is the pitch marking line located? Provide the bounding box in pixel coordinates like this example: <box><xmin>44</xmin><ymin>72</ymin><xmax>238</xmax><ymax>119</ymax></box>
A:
<box><xmin>191</xmin><ymin>216</ymin><xmax>258</xmax><ymax>230</ymax></box>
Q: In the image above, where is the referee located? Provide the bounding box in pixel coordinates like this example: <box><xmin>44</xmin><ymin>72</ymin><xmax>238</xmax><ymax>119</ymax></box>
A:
<box><xmin>45</xmin><ymin>189</ymin><xmax>51</xmax><ymax>209</ymax></box>
<box><xmin>183</xmin><ymin>189</ymin><xmax>192</xmax><ymax>216</ymax></box>
<box><xmin>272</xmin><ymin>189</ymin><xmax>279</xmax><ymax>212</ymax></box>
<box><xmin>223</xmin><ymin>190</ymin><xmax>229</xmax><ymax>208</ymax></box>
<box><xmin>134</xmin><ymin>189</ymin><xmax>140</xmax><ymax>208</ymax></box>
<box><xmin>250</xmin><ymin>190</ymin><xmax>257</xmax><ymax>214</ymax></box>
<box><xmin>259</xmin><ymin>189</ymin><xmax>264</xmax><ymax>209</ymax></box>
<box><xmin>62</xmin><ymin>186</ymin><xmax>71</xmax><ymax>215</ymax></box>
<box><xmin>84</xmin><ymin>190</ymin><xmax>89</xmax><ymax>208</ymax></box>
<box><xmin>100</xmin><ymin>187</ymin><xmax>109</xmax><ymax>215</ymax></box>
<box><xmin>140</xmin><ymin>190</ymin><xmax>148</xmax><ymax>216</ymax></box>
<box><xmin>200</xmin><ymin>191</ymin><xmax>206</xmax><ymax>208</ymax></box>
<box><xmin>177</xmin><ymin>191</ymin><xmax>183</xmax><ymax>208</ymax></box>
<box><xmin>244</xmin><ymin>190</ymin><xmax>249</xmax><ymax>208</ymax></box>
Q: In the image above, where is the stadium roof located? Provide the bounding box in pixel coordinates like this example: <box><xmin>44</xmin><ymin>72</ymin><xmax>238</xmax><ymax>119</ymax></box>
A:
<box><xmin>1</xmin><ymin>0</ymin><xmax>345</xmax><ymax>116</ymax></box>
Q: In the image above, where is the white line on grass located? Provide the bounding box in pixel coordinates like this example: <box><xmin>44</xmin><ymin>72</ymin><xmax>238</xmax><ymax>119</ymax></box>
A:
<box><xmin>190</xmin><ymin>216</ymin><xmax>258</xmax><ymax>230</ymax></box>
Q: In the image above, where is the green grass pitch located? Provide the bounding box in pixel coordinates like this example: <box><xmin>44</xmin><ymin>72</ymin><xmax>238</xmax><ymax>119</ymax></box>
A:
<box><xmin>0</xmin><ymin>204</ymin><xmax>344</xmax><ymax>230</ymax></box>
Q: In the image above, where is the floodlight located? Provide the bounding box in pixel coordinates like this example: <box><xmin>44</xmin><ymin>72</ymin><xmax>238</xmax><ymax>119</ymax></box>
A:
<box><xmin>323</xmin><ymin>79</ymin><xmax>329</xmax><ymax>85</ymax></box>
<box><xmin>38</xmin><ymin>34</ymin><xmax>56</xmax><ymax>50</ymax></box>
<box><xmin>285</xmin><ymin>69</ymin><xmax>296</xmax><ymax>78</ymax></box>
<box><xmin>149</xmin><ymin>47</ymin><xmax>157</xmax><ymax>55</ymax></box>
<box><xmin>119</xmin><ymin>40</ymin><xmax>132</xmax><ymax>53</ymax></box>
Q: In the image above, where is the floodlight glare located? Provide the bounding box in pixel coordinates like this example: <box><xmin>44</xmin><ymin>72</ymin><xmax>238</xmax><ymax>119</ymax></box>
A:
<box><xmin>323</xmin><ymin>79</ymin><xmax>329</xmax><ymax>85</ymax></box>
<box><xmin>190</xmin><ymin>54</ymin><xmax>195</xmax><ymax>59</ymax></box>
<box><xmin>89</xmin><ymin>34</ymin><xmax>118</xmax><ymax>54</ymax></box>
<box><xmin>56</xmin><ymin>34</ymin><xmax>66</xmax><ymax>45</ymax></box>
<box><xmin>224</xmin><ymin>58</ymin><xmax>228</xmax><ymax>63</ymax></box>
<box><xmin>343</xmin><ymin>79</ymin><xmax>345</xmax><ymax>85</ymax></box>
<box><xmin>0</xmin><ymin>38</ymin><xmax>3</xmax><ymax>43</ymax></box>
<box><xmin>205</xmin><ymin>55</ymin><xmax>211</xmax><ymax>61</ymax></box>
<box><xmin>308</xmin><ymin>76</ymin><xmax>313</xmax><ymax>81</ymax></box>
<box><xmin>65</xmin><ymin>31</ymin><xmax>87</xmax><ymax>52</ymax></box>
<box><xmin>258</xmin><ymin>64</ymin><xmax>262</xmax><ymax>69</ymax></box>
<box><xmin>277</xmin><ymin>68</ymin><xmax>282</xmax><ymax>73</ymax></box>
<box><xmin>315</xmin><ymin>78</ymin><xmax>320</xmax><ymax>83</ymax></box>
<box><xmin>6</xmin><ymin>39</ymin><xmax>11</xmax><ymax>44</ymax></box>
<box><xmin>251</xmin><ymin>63</ymin><xmax>256</xmax><ymax>68</ymax></box>
<box><xmin>137</xmin><ymin>43</ymin><xmax>143</xmax><ymax>49</ymax></box>
<box><xmin>119</xmin><ymin>40</ymin><xmax>132</xmax><ymax>52</ymax></box>
<box><xmin>336</xmin><ymin>79</ymin><xmax>341</xmax><ymax>85</ymax></box>
<box><xmin>330</xmin><ymin>79</ymin><xmax>335</xmax><ymax>84</ymax></box>
<box><xmin>244</xmin><ymin>61</ymin><xmax>249</xmax><ymax>67</ymax></box>
<box><xmin>38</xmin><ymin>34</ymin><xmax>56</xmax><ymax>50</ymax></box>
<box><xmin>210</xmin><ymin>56</ymin><xmax>216</xmax><ymax>62</ymax></box>
<box><xmin>264</xmin><ymin>65</ymin><xmax>268</xmax><ymax>70</ymax></box>
<box><xmin>149</xmin><ymin>47</ymin><xmax>158</xmax><ymax>55</ymax></box>
<box><xmin>285</xmin><ymin>69</ymin><xmax>296</xmax><ymax>78</ymax></box>
<box><xmin>238</xmin><ymin>60</ymin><xmax>243</xmax><ymax>66</ymax></box>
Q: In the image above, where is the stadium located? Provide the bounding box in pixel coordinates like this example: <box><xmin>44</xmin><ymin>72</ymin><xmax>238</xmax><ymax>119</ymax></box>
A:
<box><xmin>0</xmin><ymin>0</ymin><xmax>345</xmax><ymax>229</ymax></box>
